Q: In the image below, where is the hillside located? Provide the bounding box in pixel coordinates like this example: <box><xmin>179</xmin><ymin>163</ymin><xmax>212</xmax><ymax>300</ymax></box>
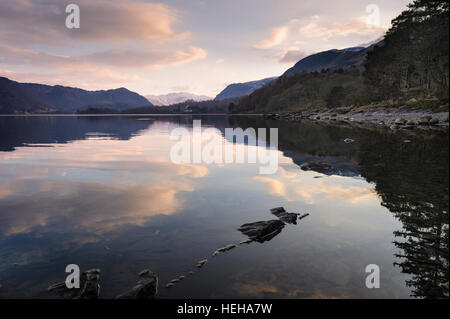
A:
<box><xmin>0</xmin><ymin>77</ymin><xmax>151</xmax><ymax>114</ymax></box>
<box><xmin>282</xmin><ymin>46</ymin><xmax>372</xmax><ymax>77</ymax></box>
<box><xmin>233</xmin><ymin>0</ymin><xmax>449</xmax><ymax>114</ymax></box>
<box><xmin>215</xmin><ymin>77</ymin><xmax>277</xmax><ymax>101</ymax></box>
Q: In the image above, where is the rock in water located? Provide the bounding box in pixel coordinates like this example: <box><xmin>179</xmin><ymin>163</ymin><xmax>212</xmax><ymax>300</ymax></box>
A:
<box><xmin>48</xmin><ymin>269</ymin><xmax>101</xmax><ymax>299</ymax></box>
<box><xmin>213</xmin><ymin>244</ymin><xmax>237</xmax><ymax>256</ymax></box>
<box><xmin>238</xmin><ymin>220</ymin><xmax>285</xmax><ymax>243</ymax></box>
<box><xmin>300</xmin><ymin>162</ymin><xmax>333</xmax><ymax>174</ymax></box>
<box><xmin>116</xmin><ymin>269</ymin><xmax>158</xmax><ymax>299</ymax></box>
<box><xmin>270</xmin><ymin>207</ymin><xmax>298</xmax><ymax>224</ymax></box>
<box><xmin>298</xmin><ymin>213</ymin><xmax>310</xmax><ymax>220</ymax></box>
<box><xmin>196</xmin><ymin>259</ymin><xmax>208</xmax><ymax>268</ymax></box>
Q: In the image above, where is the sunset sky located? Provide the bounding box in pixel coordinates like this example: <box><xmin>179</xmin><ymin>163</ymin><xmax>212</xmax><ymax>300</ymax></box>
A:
<box><xmin>0</xmin><ymin>0</ymin><xmax>411</xmax><ymax>97</ymax></box>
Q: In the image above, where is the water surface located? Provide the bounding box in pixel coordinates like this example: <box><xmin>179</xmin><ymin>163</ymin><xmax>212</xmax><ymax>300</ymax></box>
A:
<box><xmin>0</xmin><ymin>115</ymin><xmax>448</xmax><ymax>298</ymax></box>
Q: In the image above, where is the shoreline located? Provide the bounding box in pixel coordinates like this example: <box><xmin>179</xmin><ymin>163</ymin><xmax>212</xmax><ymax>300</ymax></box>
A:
<box><xmin>265</xmin><ymin>109</ymin><xmax>449</xmax><ymax>130</ymax></box>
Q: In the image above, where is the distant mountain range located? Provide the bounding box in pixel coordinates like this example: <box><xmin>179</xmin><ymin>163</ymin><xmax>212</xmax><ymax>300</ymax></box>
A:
<box><xmin>0</xmin><ymin>77</ymin><xmax>151</xmax><ymax>114</ymax></box>
<box><xmin>214</xmin><ymin>43</ymin><xmax>378</xmax><ymax>101</ymax></box>
<box><xmin>0</xmin><ymin>38</ymin><xmax>389</xmax><ymax>114</ymax></box>
<box><xmin>145</xmin><ymin>92</ymin><xmax>211</xmax><ymax>106</ymax></box>
<box><xmin>214</xmin><ymin>77</ymin><xmax>278</xmax><ymax>101</ymax></box>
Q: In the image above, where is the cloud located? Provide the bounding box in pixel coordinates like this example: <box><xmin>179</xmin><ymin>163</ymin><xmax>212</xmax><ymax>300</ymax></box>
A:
<box><xmin>0</xmin><ymin>180</ymin><xmax>194</xmax><ymax>236</ymax></box>
<box><xmin>253</xmin><ymin>176</ymin><xmax>286</xmax><ymax>197</ymax></box>
<box><xmin>0</xmin><ymin>0</ymin><xmax>188</xmax><ymax>45</ymax></box>
<box><xmin>0</xmin><ymin>68</ymin><xmax>143</xmax><ymax>90</ymax></box>
<box><xmin>0</xmin><ymin>45</ymin><xmax>207</xmax><ymax>70</ymax></box>
<box><xmin>275</xmin><ymin>49</ymin><xmax>308</xmax><ymax>63</ymax></box>
<box><xmin>87</xmin><ymin>46</ymin><xmax>207</xmax><ymax>68</ymax></box>
<box><xmin>298</xmin><ymin>15</ymin><xmax>386</xmax><ymax>41</ymax></box>
<box><xmin>253</xmin><ymin>26</ymin><xmax>288</xmax><ymax>50</ymax></box>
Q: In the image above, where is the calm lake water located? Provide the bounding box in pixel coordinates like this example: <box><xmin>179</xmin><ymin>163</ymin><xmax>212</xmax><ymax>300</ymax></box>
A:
<box><xmin>0</xmin><ymin>115</ymin><xmax>448</xmax><ymax>299</ymax></box>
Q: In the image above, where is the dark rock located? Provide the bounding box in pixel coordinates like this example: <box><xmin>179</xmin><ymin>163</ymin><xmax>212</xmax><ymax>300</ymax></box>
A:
<box><xmin>196</xmin><ymin>259</ymin><xmax>208</xmax><ymax>268</ymax></box>
<box><xmin>429</xmin><ymin>118</ymin><xmax>439</xmax><ymax>125</ymax></box>
<box><xmin>300</xmin><ymin>162</ymin><xmax>333</xmax><ymax>174</ymax></box>
<box><xmin>116</xmin><ymin>269</ymin><xmax>158</xmax><ymax>299</ymax></box>
<box><xmin>298</xmin><ymin>213</ymin><xmax>310</xmax><ymax>220</ymax></box>
<box><xmin>239</xmin><ymin>239</ymin><xmax>253</xmax><ymax>245</ymax></box>
<box><xmin>48</xmin><ymin>269</ymin><xmax>101</xmax><ymax>299</ymax></box>
<box><xmin>343</xmin><ymin>138</ymin><xmax>355</xmax><ymax>143</ymax></box>
<box><xmin>238</xmin><ymin>220</ymin><xmax>285</xmax><ymax>243</ymax></box>
<box><xmin>395</xmin><ymin>118</ymin><xmax>407</xmax><ymax>124</ymax></box>
<box><xmin>213</xmin><ymin>244</ymin><xmax>237</xmax><ymax>256</ymax></box>
<box><xmin>270</xmin><ymin>207</ymin><xmax>298</xmax><ymax>224</ymax></box>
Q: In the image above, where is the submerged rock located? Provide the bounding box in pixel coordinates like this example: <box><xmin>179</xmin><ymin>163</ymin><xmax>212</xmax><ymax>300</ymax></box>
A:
<box><xmin>298</xmin><ymin>213</ymin><xmax>310</xmax><ymax>220</ymax></box>
<box><xmin>270</xmin><ymin>207</ymin><xmax>298</xmax><ymax>224</ymax></box>
<box><xmin>48</xmin><ymin>268</ymin><xmax>101</xmax><ymax>299</ymax></box>
<box><xmin>300</xmin><ymin>162</ymin><xmax>333</xmax><ymax>175</ymax></box>
<box><xmin>196</xmin><ymin>259</ymin><xmax>208</xmax><ymax>268</ymax></box>
<box><xmin>116</xmin><ymin>269</ymin><xmax>158</xmax><ymax>299</ymax></box>
<box><xmin>213</xmin><ymin>244</ymin><xmax>237</xmax><ymax>256</ymax></box>
<box><xmin>238</xmin><ymin>220</ymin><xmax>285</xmax><ymax>243</ymax></box>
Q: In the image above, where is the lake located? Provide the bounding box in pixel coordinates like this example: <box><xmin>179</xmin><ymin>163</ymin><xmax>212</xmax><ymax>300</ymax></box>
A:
<box><xmin>0</xmin><ymin>115</ymin><xmax>448</xmax><ymax>299</ymax></box>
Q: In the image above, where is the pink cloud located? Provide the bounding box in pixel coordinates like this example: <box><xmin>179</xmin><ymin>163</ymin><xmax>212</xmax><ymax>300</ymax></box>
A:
<box><xmin>0</xmin><ymin>0</ymin><xmax>188</xmax><ymax>45</ymax></box>
<box><xmin>253</xmin><ymin>26</ymin><xmax>288</xmax><ymax>50</ymax></box>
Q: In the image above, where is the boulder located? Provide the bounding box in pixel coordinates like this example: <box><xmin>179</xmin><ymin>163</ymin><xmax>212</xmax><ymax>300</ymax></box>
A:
<box><xmin>213</xmin><ymin>244</ymin><xmax>237</xmax><ymax>256</ymax></box>
<box><xmin>48</xmin><ymin>268</ymin><xmax>101</xmax><ymax>299</ymax></box>
<box><xmin>270</xmin><ymin>207</ymin><xmax>298</xmax><ymax>224</ymax></box>
<box><xmin>429</xmin><ymin>118</ymin><xmax>439</xmax><ymax>125</ymax></box>
<box><xmin>238</xmin><ymin>220</ymin><xmax>285</xmax><ymax>243</ymax></box>
<box><xmin>394</xmin><ymin>118</ymin><xmax>407</xmax><ymax>124</ymax></box>
<box><xmin>300</xmin><ymin>162</ymin><xmax>333</xmax><ymax>174</ymax></box>
<box><xmin>116</xmin><ymin>269</ymin><xmax>158</xmax><ymax>299</ymax></box>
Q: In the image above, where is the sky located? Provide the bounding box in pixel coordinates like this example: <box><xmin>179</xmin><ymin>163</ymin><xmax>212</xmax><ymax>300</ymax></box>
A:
<box><xmin>0</xmin><ymin>0</ymin><xmax>411</xmax><ymax>97</ymax></box>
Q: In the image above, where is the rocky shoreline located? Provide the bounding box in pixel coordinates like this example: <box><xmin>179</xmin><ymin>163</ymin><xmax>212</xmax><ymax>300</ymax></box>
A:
<box><xmin>266</xmin><ymin>108</ymin><xmax>449</xmax><ymax>130</ymax></box>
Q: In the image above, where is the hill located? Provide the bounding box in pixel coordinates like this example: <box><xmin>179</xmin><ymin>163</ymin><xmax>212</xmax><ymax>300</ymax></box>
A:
<box><xmin>214</xmin><ymin>77</ymin><xmax>277</xmax><ymax>101</ymax></box>
<box><xmin>282</xmin><ymin>46</ymin><xmax>372</xmax><ymax>77</ymax></box>
<box><xmin>233</xmin><ymin>0</ymin><xmax>449</xmax><ymax>114</ymax></box>
<box><xmin>0</xmin><ymin>77</ymin><xmax>151</xmax><ymax>114</ymax></box>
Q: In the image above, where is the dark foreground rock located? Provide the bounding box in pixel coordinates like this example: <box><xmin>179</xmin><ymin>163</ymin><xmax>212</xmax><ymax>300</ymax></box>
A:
<box><xmin>270</xmin><ymin>207</ymin><xmax>299</xmax><ymax>224</ymax></box>
<box><xmin>238</xmin><ymin>220</ymin><xmax>285</xmax><ymax>243</ymax></box>
<box><xmin>48</xmin><ymin>268</ymin><xmax>100</xmax><ymax>299</ymax></box>
<box><xmin>116</xmin><ymin>269</ymin><xmax>158</xmax><ymax>299</ymax></box>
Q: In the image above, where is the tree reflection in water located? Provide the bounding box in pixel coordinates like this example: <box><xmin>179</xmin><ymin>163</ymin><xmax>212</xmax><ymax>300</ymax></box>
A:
<box><xmin>233</xmin><ymin>116</ymin><xmax>449</xmax><ymax>298</ymax></box>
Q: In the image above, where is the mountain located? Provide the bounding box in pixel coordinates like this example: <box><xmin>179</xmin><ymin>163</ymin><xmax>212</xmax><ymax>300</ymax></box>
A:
<box><xmin>214</xmin><ymin>77</ymin><xmax>277</xmax><ymax>100</ymax></box>
<box><xmin>145</xmin><ymin>92</ymin><xmax>211</xmax><ymax>106</ymax></box>
<box><xmin>0</xmin><ymin>77</ymin><xmax>151</xmax><ymax>114</ymax></box>
<box><xmin>282</xmin><ymin>46</ymin><xmax>372</xmax><ymax>77</ymax></box>
<box><xmin>233</xmin><ymin>0</ymin><xmax>449</xmax><ymax>114</ymax></box>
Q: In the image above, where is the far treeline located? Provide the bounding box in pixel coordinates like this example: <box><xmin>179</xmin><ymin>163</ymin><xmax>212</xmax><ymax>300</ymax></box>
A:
<box><xmin>232</xmin><ymin>0</ymin><xmax>449</xmax><ymax>114</ymax></box>
<box><xmin>78</xmin><ymin>99</ymin><xmax>231</xmax><ymax>114</ymax></box>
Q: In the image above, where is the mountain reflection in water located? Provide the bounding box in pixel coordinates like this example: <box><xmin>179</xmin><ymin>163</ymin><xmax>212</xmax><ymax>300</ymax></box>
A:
<box><xmin>0</xmin><ymin>115</ymin><xmax>448</xmax><ymax>299</ymax></box>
